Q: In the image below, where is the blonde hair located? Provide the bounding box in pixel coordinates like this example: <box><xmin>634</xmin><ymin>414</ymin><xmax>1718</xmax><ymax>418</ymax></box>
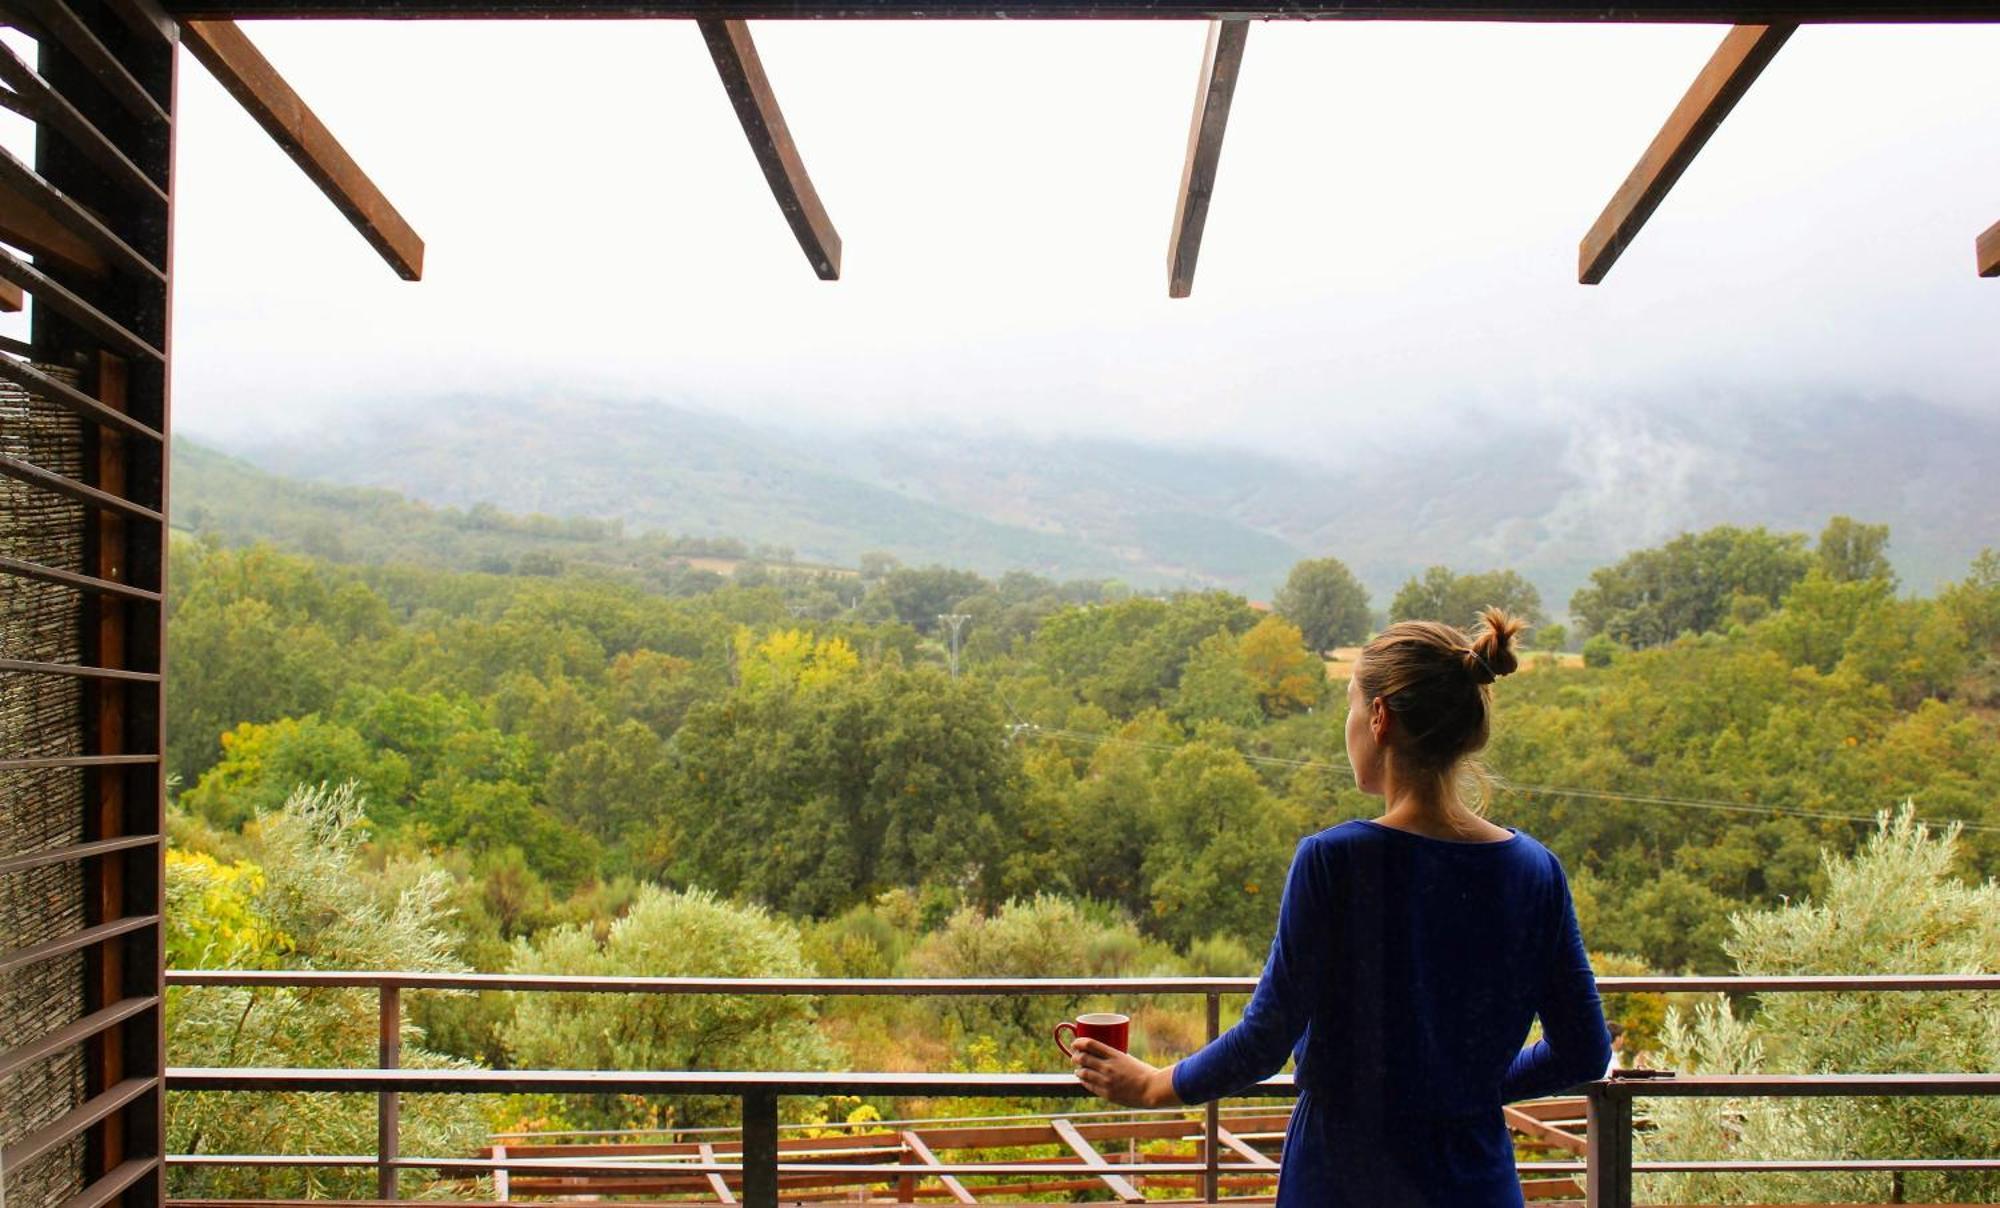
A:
<box><xmin>1353</xmin><ymin>606</ymin><xmax>1525</xmax><ymax>812</ymax></box>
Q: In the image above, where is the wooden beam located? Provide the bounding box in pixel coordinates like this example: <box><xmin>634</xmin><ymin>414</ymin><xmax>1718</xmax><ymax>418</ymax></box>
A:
<box><xmin>1504</xmin><ymin>1104</ymin><xmax>1588</xmax><ymax>1155</ymax></box>
<box><xmin>139</xmin><ymin>1</ymin><xmax>2000</xmax><ymax>20</ymax></box>
<box><xmin>1167</xmin><ymin>18</ymin><xmax>1248</xmax><ymax>299</ymax></box>
<box><xmin>180</xmin><ymin>20</ymin><xmax>425</xmax><ymax>279</ymax></box>
<box><xmin>696</xmin><ymin>1142</ymin><xmax>735</xmax><ymax>1204</ymax></box>
<box><xmin>1978</xmin><ymin>218</ymin><xmax>2000</xmax><ymax>277</ymax></box>
<box><xmin>1578</xmin><ymin>23</ymin><xmax>1794</xmax><ymax>284</ymax></box>
<box><xmin>12</xmin><ymin>0</ymin><xmax>170</xmax><ymax>125</ymax></box>
<box><xmin>1213</xmin><ymin>1126</ymin><xmax>1279</xmax><ymax>1169</ymax></box>
<box><xmin>1048</xmin><ymin>1117</ymin><xmax>1144</xmax><ymax>1204</ymax></box>
<box><xmin>0</xmin><ymin>170</ymin><xmax>113</xmax><ymax>278</ymax></box>
<box><xmin>901</xmin><ymin>1129</ymin><xmax>978</xmax><ymax>1204</ymax></box>
<box><xmin>697</xmin><ymin>19</ymin><xmax>841</xmax><ymax>280</ymax></box>
<box><xmin>0</xmin><ymin>275</ymin><xmax>21</xmax><ymax>310</ymax></box>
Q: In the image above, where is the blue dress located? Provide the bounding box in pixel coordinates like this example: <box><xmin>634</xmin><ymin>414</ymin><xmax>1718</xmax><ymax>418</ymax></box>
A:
<box><xmin>1171</xmin><ymin>819</ymin><xmax>1611</xmax><ymax>1207</ymax></box>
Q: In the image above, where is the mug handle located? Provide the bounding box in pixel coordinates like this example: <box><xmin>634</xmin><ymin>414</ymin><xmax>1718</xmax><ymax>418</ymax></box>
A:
<box><xmin>1053</xmin><ymin>1021</ymin><xmax>1078</xmax><ymax>1059</ymax></box>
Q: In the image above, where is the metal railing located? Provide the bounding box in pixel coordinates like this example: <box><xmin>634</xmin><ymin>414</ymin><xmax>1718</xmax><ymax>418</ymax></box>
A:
<box><xmin>164</xmin><ymin>970</ymin><xmax>2000</xmax><ymax>1207</ymax></box>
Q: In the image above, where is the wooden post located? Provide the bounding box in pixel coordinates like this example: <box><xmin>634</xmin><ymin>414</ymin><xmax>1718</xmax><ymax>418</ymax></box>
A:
<box><xmin>378</xmin><ymin>984</ymin><xmax>401</xmax><ymax>1200</ymax></box>
<box><xmin>1204</xmin><ymin>992</ymin><xmax>1221</xmax><ymax>1202</ymax></box>
<box><xmin>742</xmin><ymin>1089</ymin><xmax>779</xmax><ymax>1208</ymax></box>
<box><xmin>1584</xmin><ymin>1085</ymin><xmax>1632</xmax><ymax>1208</ymax></box>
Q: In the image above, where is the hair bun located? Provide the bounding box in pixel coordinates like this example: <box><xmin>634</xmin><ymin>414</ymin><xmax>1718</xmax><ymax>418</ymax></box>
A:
<box><xmin>1466</xmin><ymin>606</ymin><xmax>1524</xmax><ymax>683</ymax></box>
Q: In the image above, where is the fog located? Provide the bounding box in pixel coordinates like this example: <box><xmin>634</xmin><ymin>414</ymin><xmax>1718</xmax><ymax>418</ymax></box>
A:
<box><xmin>137</xmin><ymin>19</ymin><xmax>2000</xmax><ymax>457</ymax></box>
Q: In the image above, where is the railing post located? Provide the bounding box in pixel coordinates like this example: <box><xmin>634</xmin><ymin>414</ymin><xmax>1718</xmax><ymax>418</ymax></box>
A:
<box><xmin>378</xmin><ymin>984</ymin><xmax>401</xmax><ymax>1201</ymax></box>
<box><xmin>743</xmin><ymin>1088</ymin><xmax>778</xmax><ymax>1208</ymax></box>
<box><xmin>1584</xmin><ymin>1082</ymin><xmax>1632</xmax><ymax>1208</ymax></box>
<box><xmin>1204</xmin><ymin>991</ymin><xmax>1221</xmax><ymax>1203</ymax></box>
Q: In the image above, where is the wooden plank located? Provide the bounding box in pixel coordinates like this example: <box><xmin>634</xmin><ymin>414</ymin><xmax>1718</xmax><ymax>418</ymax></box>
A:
<box><xmin>1979</xmin><ymin>218</ymin><xmax>2000</xmax><ymax>277</ymax></box>
<box><xmin>1048</xmin><ymin>1118</ymin><xmax>1144</xmax><ymax>1203</ymax></box>
<box><xmin>0</xmin><ymin>274</ymin><xmax>20</xmax><ymax>309</ymax></box>
<box><xmin>0</xmin><ymin>354</ymin><xmax>166</xmax><ymax>442</ymax></box>
<box><xmin>0</xmin><ymin>40</ymin><xmax>171</xmax><ymax>203</ymax></box>
<box><xmin>696</xmin><ymin>1142</ymin><xmax>736</xmax><ymax>1203</ymax></box>
<box><xmin>0</xmin><ymin>244</ymin><xmax>165</xmax><ymax>360</ymax></box>
<box><xmin>12</xmin><ymin>0</ymin><xmax>169</xmax><ymax>125</ymax></box>
<box><xmin>180</xmin><ymin>20</ymin><xmax>425</xmax><ymax>280</ymax></box>
<box><xmin>901</xmin><ymin>1130</ymin><xmax>977</xmax><ymax>1204</ymax></box>
<box><xmin>697</xmin><ymin>19</ymin><xmax>841</xmax><ymax>280</ymax></box>
<box><xmin>1212</xmin><ymin>1126</ymin><xmax>1277</xmax><ymax>1169</ymax></box>
<box><xmin>1578</xmin><ymin>23</ymin><xmax>1794</xmax><ymax>284</ymax></box>
<box><xmin>0</xmin><ymin>139</ymin><xmax>165</xmax><ymax>282</ymax></box>
<box><xmin>1504</xmin><ymin>1104</ymin><xmax>1587</xmax><ymax>1155</ymax></box>
<box><xmin>0</xmin><ymin>166</ymin><xmax>114</xmax><ymax>278</ymax></box>
<box><xmin>1167</xmin><ymin>19</ymin><xmax>1248</xmax><ymax>299</ymax></box>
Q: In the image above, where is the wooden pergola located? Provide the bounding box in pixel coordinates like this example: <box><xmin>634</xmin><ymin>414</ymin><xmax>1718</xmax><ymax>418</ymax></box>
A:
<box><xmin>0</xmin><ymin>5</ymin><xmax>1994</xmax><ymax>1208</ymax></box>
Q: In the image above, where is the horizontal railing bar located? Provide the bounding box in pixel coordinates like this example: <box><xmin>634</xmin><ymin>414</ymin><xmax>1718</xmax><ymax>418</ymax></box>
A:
<box><xmin>0</xmin><ymin>39</ymin><xmax>169</xmax><ymax>202</ymax></box>
<box><xmin>1601</xmin><ymin>1072</ymin><xmax>2000</xmax><ymax>1098</ymax></box>
<box><xmin>0</xmin><ymin>657</ymin><xmax>162</xmax><ymax>682</ymax></box>
<box><xmin>490</xmin><ymin>1100</ymin><xmax>1287</xmax><ymax>1138</ymax></box>
<box><xmin>161</xmin><ymin>1154</ymin><xmax>2000</xmax><ymax>1177</ymax></box>
<box><xmin>0</xmin><ymin>913</ymin><xmax>160</xmax><ymax>974</ymax></box>
<box><xmin>13</xmin><ymin>0</ymin><xmax>171</xmax><ymax>126</ymax></box>
<box><xmin>0</xmin><ymin>1076</ymin><xmax>153</xmax><ymax>1169</ymax></box>
<box><xmin>1518</xmin><ymin>1158</ymin><xmax>2000</xmax><ymax>1173</ymax></box>
<box><xmin>0</xmin><ymin>755</ymin><xmax>160</xmax><ymax>774</ymax></box>
<box><xmin>0</xmin><ymin>994</ymin><xmax>158</xmax><ymax>1080</ymax></box>
<box><xmin>0</xmin><ymin>452</ymin><xmax>165</xmax><ymax>521</ymax></box>
<box><xmin>164</xmin><ymin>1154</ymin><xmax>1276</xmax><ymax>1177</ymax></box>
<box><xmin>0</xmin><ymin>242</ymin><xmax>166</xmax><ymax>356</ymax></box>
<box><xmin>60</xmin><ymin>1155</ymin><xmax>162</xmax><ymax>1208</ymax></box>
<box><xmin>0</xmin><ymin>550</ymin><xmax>164</xmax><ymax>599</ymax></box>
<box><xmin>164</xmin><ymin>1067</ymin><xmax>2000</xmax><ymax>1100</ymax></box>
<box><xmin>168</xmin><ymin>1067</ymin><xmax>1296</xmax><ymax>1098</ymax></box>
<box><xmin>0</xmin><ymin>833</ymin><xmax>160</xmax><ymax>874</ymax></box>
<box><xmin>163</xmin><ymin>970</ymin><xmax>2000</xmax><ymax>995</ymax></box>
<box><xmin>0</xmin><ymin>353</ymin><xmax>167</xmax><ymax>443</ymax></box>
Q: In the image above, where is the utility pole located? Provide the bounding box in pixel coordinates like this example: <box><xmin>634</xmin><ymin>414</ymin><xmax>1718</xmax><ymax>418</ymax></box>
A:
<box><xmin>937</xmin><ymin>613</ymin><xmax>972</xmax><ymax>678</ymax></box>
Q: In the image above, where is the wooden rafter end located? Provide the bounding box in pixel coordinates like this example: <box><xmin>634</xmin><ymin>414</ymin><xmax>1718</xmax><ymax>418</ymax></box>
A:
<box><xmin>1579</xmin><ymin>23</ymin><xmax>1794</xmax><ymax>285</ymax></box>
<box><xmin>698</xmin><ymin>19</ymin><xmax>841</xmax><ymax>281</ymax></box>
<box><xmin>1168</xmin><ymin>18</ymin><xmax>1249</xmax><ymax>299</ymax></box>
<box><xmin>181</xmin><ymin>19</ymin><xmax>425</xmax><ymax>280</ymax></box>
<box><xmin>1979</xmin><ymin>219</ymin><xmax>2000</xmax><ymax>277</ymax></box>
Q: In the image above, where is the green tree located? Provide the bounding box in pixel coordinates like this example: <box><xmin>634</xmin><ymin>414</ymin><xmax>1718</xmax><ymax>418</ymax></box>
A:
<box><xmin>165</xmin><ymin>784</ymin><xmax>485</xmax><ymax>1200</ymax></box>
<box><xmin>1143</xmin><ymin>742</ymin><xmax>1295</xmax><ymax>948</ymax></box>
<box><xmin>1273</xmin><ymin>556</ymin><xmax>1372</xmax><ymax>651</ymax></box>
<box><xmin>180</xmin><ymin>715</ymin><xmax>411</xmax><ymax>831</ymax></box>
<box><xmin>1239</xmin><ymin>614</ymin><xmax>1326</xmax><ymax>718</ymax></box>
<box><xmin>1641</xmin><ymin>809</ymin><xmax>2000</xmax><ymax>1205</ymax></box>
<box><xmin>1815</xmin><ymin>515</ymin><xmax>1896</xmax><ymax>587</ymax></box>
<box><xmin>506</xmin><ymin>885</ymin><xmax>838</xmax><ymax>1128</ymax></box>
<box><xmin>1569</xmin><ymin>525</ymin><xmax>1812</xmax><ymax>647</ymax></box>
<box><xmin>906</xmin><ymin>895</ymin><xmax>1169</xmax><ymax>1052</ymax></box>
<box><xmin>1390</xmin><ymin>565</ymin><xmax>1548</xmax><ymax>628</ymax></box>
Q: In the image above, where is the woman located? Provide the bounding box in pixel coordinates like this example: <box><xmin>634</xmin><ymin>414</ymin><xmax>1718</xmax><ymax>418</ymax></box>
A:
<box><xmin>1071</xmin><ymin>607</ymin><xmax>1610</xmax><ymax>1207</ymax></box>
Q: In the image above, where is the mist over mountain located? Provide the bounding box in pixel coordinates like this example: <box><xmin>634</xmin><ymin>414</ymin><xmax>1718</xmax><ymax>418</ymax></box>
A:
<box><xmin>198</xmin><ymin>392</ymin><xmax>1998</xmax><ymax>605</ymax></box>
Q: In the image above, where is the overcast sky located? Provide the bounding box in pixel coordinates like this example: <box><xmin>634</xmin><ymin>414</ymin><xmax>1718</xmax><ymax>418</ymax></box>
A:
<box><xmin>33</xmin><ymin>19</ymin><xmax>2000</xmax><ymax>456</ymax></box>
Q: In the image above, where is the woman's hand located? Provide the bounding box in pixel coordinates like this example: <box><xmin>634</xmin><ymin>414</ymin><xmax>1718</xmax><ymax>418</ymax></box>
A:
<box><xmin>1070</xmin><ymin>1038</ymin><xmax>1181</xmax><ymax>1108</ymax></box>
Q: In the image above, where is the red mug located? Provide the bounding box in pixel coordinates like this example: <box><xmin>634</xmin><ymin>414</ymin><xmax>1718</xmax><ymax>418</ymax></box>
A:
<box><xmin>1054</xmin><ymin>1012</ymin><xmax>1131</xmax><ymax>1058</ymax></box>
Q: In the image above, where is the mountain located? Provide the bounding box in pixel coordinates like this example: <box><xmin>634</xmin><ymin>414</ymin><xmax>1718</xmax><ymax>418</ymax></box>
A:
<box><xmin>189</xmin><ymin>392</ymin><xmax>2000</xmax><ymax>604</ymax></box>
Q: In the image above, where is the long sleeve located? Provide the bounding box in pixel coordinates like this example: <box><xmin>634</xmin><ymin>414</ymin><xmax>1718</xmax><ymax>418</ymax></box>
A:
<box><xmin>1501</xmin><ymin>858</ymin><xmax>1611</xmax><ymax>1102</ymax></box>
<box><xmin>1172</xmin><ymin>837</ymin><xmax>1327</xmax><ymax>1105</ymax></box>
